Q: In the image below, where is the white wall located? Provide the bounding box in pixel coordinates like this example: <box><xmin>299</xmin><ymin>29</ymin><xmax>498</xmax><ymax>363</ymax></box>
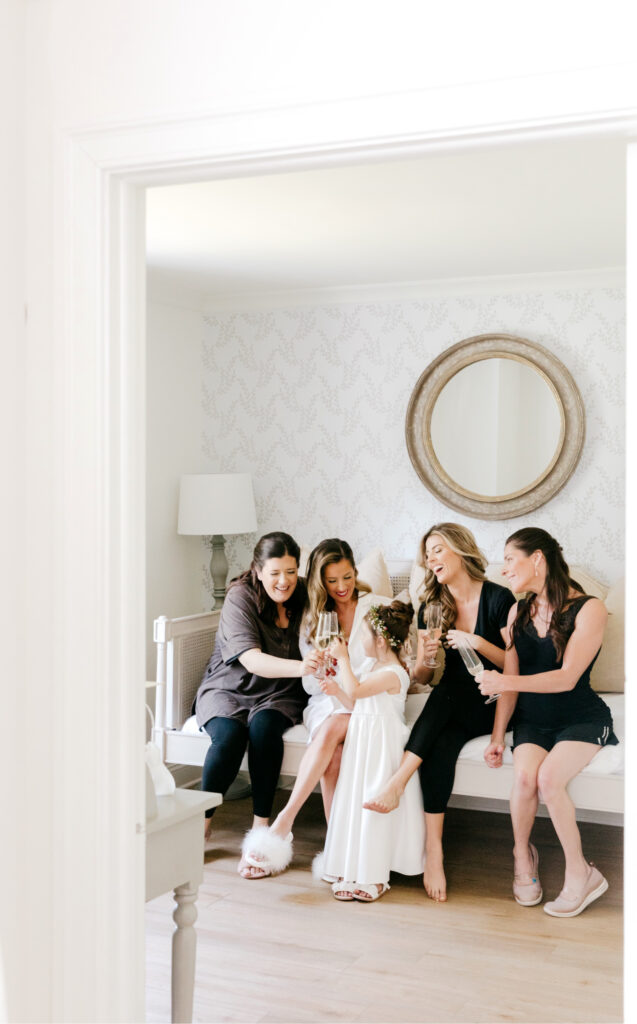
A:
<box><xmin>0</xmin><ymin>5</ymin><xmax>47</xmax><ymax>1023</ymax></box>
<box><xmin>146</xmin><ymin>301</ymin><xmax>206</xmax><ymax>674</ymax></box>
<box><xmin>199</xmin><ymin>278</ymin><xmax>625</xmax><ymax>590</ymax></box>
<box><xmin>13</xmin><ymin>2</ymin><xmax>636</xmax><ymax>1020</ymax></box>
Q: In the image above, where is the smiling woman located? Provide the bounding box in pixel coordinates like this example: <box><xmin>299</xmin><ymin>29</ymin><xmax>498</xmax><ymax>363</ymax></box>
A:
<box><xmin>193</xmin><ymin>531</ymin><xmax>322</xmax><ymax>877</ymax></box>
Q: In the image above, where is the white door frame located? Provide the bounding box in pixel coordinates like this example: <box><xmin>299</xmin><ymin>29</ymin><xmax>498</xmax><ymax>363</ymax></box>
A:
<box><xmin>60</xmin><ymin>83</ymin><xmax>637</xmax><ymax>1020</ymax></box>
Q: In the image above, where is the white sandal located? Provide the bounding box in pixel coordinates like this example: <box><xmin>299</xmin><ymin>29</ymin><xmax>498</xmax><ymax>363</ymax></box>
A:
<box><xmin>240</xmin><ymin>826</ymin><xmax>293</xmax><ymax>878</ymax></box>
<box><xmin>332</xmin><ymin>880</ymin><xmax>356</xmax><ymax>901</ymax></box>
<box><xmin>352</xmin><ymin>882</ymin><xmax>390</xmax><ymax>902</ymax></box>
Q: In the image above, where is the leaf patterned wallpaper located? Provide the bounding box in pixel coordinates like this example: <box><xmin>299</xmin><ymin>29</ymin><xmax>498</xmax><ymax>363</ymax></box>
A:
<box><xmin>199</xmin><ymin>284</ymin><xmax>625</xmax><ymax>596</ymax></box>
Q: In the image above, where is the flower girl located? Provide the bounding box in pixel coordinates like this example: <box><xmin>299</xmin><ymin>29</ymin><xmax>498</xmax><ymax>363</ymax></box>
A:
<box><xmin>320</xmin><ymin>600</ymin><xmax>425</xmax><ymax>901</ymax></box>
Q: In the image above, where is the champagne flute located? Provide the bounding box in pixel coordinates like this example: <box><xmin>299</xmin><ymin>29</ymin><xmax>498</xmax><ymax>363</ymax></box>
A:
<box><xmin>422</xmin><ymin>602</ymin><xmax>442</xmax><ymax>668</ymax></box>
<box><xmin>314</xmin><ymin>612</ymin><xmax>332</xmax><ymax>679</ymax></box>
<box><xmin>455</xmin><ymin>636</ymin><xmax>500</xmax><ymax>704</ymax></box>
<box><xmin>326</xmin><ymin>611</ymin><xmax>339</xmax><ymax>676</ymax></box>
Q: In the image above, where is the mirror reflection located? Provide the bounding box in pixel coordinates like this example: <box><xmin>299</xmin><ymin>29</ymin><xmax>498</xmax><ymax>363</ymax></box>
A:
<box><xmin>430</xmin><ymin>357</ymin><xmax>564</xmax><ymax>499</ymax></box>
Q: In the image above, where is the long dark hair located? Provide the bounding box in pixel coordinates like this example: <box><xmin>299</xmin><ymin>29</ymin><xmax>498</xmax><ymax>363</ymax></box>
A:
<box><xmin>229</xmin><ymin>531</ymin><xmax>306</xmax><ymax>629</ymax></box>
<box><xmin>507</xmin><ymin>527</ymin><xmax>584</xmax><ymax>659</ymax></box>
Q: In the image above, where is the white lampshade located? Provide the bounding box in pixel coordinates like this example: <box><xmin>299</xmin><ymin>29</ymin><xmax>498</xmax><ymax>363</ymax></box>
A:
<box><xmin>178</xmin><ymin>473</ymin><xmax>257</xmax><ymax>536</ymax></box>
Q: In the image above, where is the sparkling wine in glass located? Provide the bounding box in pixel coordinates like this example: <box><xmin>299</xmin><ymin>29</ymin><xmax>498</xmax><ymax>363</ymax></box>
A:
<box><xmin>315</xmin><ymin>612</ymin><xmax>332</xmax><ymax>679</ymax></box>
<box><xmin>423</xmin><ymin>602</ymin><xmax>442</xmax><ymax>668</ymax></box>
<box><xmin>456</xmin><ymin>636</ymin><xmax>499</xmax><ymax>704</ymax></box>
<box><xmin>326</xmin><ymin>611</ymin><xmax>339</xmax><ymax>676</ymax></box>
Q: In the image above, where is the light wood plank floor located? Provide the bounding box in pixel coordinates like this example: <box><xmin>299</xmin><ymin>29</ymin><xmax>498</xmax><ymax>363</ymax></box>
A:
<box><xmin>145</xmin><ymin>792</ymin><xmax>623</xmax><ymax>1024</ymax></box>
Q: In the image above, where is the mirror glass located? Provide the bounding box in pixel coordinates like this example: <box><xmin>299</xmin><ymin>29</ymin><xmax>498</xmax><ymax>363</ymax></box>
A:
<box><xmin>430</xmin><ymin>357</ymin><xmax>563</xmax><ymax>499</ymax></box>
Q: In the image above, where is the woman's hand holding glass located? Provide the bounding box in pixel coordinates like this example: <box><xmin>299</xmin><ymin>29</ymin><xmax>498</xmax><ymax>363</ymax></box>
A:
<box><xmin>301</xmin><ymin>649</ymin><xmax>323</xmax><ymax>676</ymax></box>
<box><xmin>421</xmin><ymin>602</ymin><xmax>443</xmax><ymax>667</ymax></box>
<box><xmin>456</xmin><ymin>638</ymin><xmax>500</xmax><ymax>705</ymax></box>
<box><xmin>476</xmin><ymin>668</ymin><xmax>503</xmax><ymax>700</ymax></box>
<box><xmin>314</xmin><ymin>611</ymin><xmax>339</xmax><ymax>679</ymax></box>
<box><xmin>417</xmin><ymin>630</ymin><xmax>441</xmax><ymax>668</ymax></box>
<box><xmin>446</xmin><ymin>628</ymin><xmax>479</xmax><ymax>651</ymax></box>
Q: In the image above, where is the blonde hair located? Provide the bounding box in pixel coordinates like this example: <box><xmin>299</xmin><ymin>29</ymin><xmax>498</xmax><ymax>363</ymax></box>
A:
<box><xmin>418</xmin><ymin>523</ymin><xmax>487</xmax><ymax>634</ymax></box>
<box><xmin>302</xmin><ymin>539</ymin><xmax>370</xmax><ymax>642</ymax></box>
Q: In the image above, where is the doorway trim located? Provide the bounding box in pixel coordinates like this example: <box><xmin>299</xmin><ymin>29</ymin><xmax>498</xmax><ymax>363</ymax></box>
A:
<box><xmin>58</xmin><ymin>83</ymin><xmax>637</xmax><ymax>1020</ymax></box>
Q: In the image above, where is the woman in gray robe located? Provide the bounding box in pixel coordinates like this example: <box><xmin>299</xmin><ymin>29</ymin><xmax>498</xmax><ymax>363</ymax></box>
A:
<box><xmin>195</xmin><ymin>531</ymin><xmax>320</xmax><ymax>877</ymax></box>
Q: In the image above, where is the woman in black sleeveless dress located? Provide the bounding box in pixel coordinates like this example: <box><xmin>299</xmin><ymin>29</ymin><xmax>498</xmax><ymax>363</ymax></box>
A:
<box><xmin>364</xmin><ymin>523</ymin><xmax>514</xmax><ymax>902</ymax></box>
<box><xmin>480</xmin><ymin>528</ymin><xmax>617</xmax><ymax>918</ymax></box>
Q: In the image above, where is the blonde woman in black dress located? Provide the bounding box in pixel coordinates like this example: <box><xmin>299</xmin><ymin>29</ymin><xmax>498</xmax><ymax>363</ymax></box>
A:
<box><xmin>365</xmin><ymin>523</ymin><xmax>514</xmax><ymax>902</ymax></box>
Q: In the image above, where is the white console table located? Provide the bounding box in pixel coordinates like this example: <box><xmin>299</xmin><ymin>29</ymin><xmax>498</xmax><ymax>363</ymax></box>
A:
<box><xmin>146</xmin><ymin>788</ymin><xmax>222</xmax><ymax>1023</ymax></box>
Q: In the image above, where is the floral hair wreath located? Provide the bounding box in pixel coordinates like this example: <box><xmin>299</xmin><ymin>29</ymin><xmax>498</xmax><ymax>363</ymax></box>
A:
<box><xmin>367</xmin><ymin>605</ymin><xmax>403</xmax><ymax>649</ymax></box>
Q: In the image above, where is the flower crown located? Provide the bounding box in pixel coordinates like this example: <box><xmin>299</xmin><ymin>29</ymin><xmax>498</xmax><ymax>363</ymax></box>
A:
<box><xmin>367</xmin><ymin>605</ymin><xmax>402</xmax><ymax>649</ymax></box>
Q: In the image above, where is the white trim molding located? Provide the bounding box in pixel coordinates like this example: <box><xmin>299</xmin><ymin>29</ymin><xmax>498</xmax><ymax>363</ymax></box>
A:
<box><xmin>180</xmin><ymin>267</ymin><xmax>628</xmax><ymax>314</ymax></box>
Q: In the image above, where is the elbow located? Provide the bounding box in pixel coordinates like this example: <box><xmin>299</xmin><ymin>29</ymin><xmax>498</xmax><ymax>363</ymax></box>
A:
<box><xmin>559</xmin><ymin>671</ymin><xmax>578</xmax><ymax>692</ymax></box>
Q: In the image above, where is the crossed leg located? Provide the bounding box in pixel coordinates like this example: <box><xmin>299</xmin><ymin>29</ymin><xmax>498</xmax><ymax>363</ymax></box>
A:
<box><xmin>242</xmin><ymin>714</ymin><xmax>350</xmax><ymax>879</ymax></box>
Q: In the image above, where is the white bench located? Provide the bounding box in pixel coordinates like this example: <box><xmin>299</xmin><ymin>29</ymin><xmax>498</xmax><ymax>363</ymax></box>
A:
<box><xmin>151</xmin><ymin>567</ymin><xmax>624</xmax><ymax>825</ymax></box>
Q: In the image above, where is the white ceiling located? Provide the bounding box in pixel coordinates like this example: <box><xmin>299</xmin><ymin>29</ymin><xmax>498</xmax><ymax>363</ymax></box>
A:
<box><xmin>146</xmin><ymin>137</ymin><xmax>626</xmax><ymax>306</ymax></box>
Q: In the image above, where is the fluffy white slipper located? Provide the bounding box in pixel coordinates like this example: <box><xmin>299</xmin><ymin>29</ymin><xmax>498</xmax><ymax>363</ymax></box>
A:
<box><xmin>241</xmin><ymin>826</ymin><xmax>293</xmax><ymax>875</ymax></box>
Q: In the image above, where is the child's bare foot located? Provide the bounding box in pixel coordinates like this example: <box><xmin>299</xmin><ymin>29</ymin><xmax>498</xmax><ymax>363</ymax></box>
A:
<box><xmin>204</xmin><ymin>818</ymin><xmax>214</xmax><ymax>843</ymax></box>
<box><xmin>363</xmin><ymin>782</ymin><xmax>403</xmax><ymax>813</ymax></box>
<box><xmin>423</xmin><ymin>850</ymin><xmax>447</xmax><ymax>902</ymax></box>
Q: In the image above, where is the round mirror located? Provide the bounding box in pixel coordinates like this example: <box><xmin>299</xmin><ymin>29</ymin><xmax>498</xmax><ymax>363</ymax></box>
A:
<box><xmin>430</xmin><ymin>357</ymin><xmax>564</xmax><ymax>501</ymax></box>
<box><xmin>405</xmin><ymin>334</ymin><xmax>585</xmax><ymax>520</ymax></box>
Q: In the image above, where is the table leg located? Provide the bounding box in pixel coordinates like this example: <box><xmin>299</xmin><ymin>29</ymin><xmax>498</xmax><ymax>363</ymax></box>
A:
<box><xmin>171</xmin><ymin>881</ymin><xmax>198</xmax><ymax>1023</ymax></box>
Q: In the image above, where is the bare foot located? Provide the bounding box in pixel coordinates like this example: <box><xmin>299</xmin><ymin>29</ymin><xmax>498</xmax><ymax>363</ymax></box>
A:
<box><xmin>363</xmin><ymin>782</ymin><xmax>403</xmax><ymax>814</ymax></box>
<box><xmin>237</xmin><ymin>855</ymin><xmax>269</xmax><ymax>880</ymax></box>
<box><xmin>204</xmin><ymin>819</ymin><xmax>214</xmax><ymax>844</ymax></box>
<box><xmin>423</xmin><ymin>851</ymin><xmax>447</xmax><ymax>902</ymax></box>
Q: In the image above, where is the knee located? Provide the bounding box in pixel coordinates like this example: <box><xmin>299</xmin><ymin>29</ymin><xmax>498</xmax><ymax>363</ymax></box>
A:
<box><xmin>316</xmin><ymin>715</ymin><xmax>348</xmax><ymax>749</ymax></box>
<box><xmin>248</xmin><ymin>711</ymin><xmax>285</xmax><ymax>749</ymax></box>
<box><xmin>537</xmin><ymin>763</ymin><xmax>566</xmax><ymax>803</ymax></box>
<box><xmin>513</xmin><ymin>765</ymin><xmax>539</xmax><ymax>798</ymax></box>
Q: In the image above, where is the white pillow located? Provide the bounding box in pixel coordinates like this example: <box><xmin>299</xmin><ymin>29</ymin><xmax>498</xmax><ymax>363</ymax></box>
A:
<box><xmin>357</xmin><ymin>547</ymin><xmax>394</xmax><ymax>598</ymax></box>
<box><xmin>408</xmin><ymin>561</ymin><xmax>426</xmax><ymax>611</ymax></box>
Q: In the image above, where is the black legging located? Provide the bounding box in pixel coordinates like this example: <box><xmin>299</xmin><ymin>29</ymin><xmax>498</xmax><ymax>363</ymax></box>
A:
<box><xmin>201</xmin><ymin>709</ymin><xmax>290</xmax><ymax>818</ymax></box>
<box><xmin>405</xmin><ymin>684</ymin><xmax>494</xmax><ymax>814</ymax></box>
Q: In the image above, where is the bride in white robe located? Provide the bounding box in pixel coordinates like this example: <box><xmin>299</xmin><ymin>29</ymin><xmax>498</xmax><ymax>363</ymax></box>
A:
<box><xmin>301</xmin><ymin>588</ymin><xmax>383</xmax><ymax>738</ymax></box>
<box><xmin>241</xmin><ymin>539</ymin><xmax>390</xmax><ymax>878</ymax></box>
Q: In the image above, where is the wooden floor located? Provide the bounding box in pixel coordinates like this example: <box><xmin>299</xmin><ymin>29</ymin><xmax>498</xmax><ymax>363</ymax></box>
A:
<box><xmin>145</xmin><ymin>792</ymin><xmax>623</xmax><ymax>1024</ymax></box>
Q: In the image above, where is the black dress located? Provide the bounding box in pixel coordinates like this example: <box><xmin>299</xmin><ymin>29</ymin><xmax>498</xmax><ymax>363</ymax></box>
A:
<box><xmin>512</xmin><ymin>594</ymin><xmax>618</xmax><ymax>750</ymax></box>
<box><xmin>406</xmin><ymin>580</ymin><xmax>515</xmax><ymax>814</ymax></box>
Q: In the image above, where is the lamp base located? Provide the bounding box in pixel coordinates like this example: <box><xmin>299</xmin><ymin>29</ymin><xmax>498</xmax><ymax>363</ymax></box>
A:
<box><xmin>210</xmin><ymin>534</ymin><xmax>228</xmax><ymax>609</ymax></box>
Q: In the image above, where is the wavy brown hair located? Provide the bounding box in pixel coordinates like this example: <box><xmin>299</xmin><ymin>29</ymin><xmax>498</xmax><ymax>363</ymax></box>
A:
<box><xmin>302</xmin><ymin>538</ymin><xmax>370</xmax><ymax>642</ymax></box>
<box><xmin>229</xmin><ymin>532</ymin><xmax>306</xmax><ymax>630</ymax></box>
<box><xmin>418</xmin><ymin>523</ymin><xmax>488</xmax><ymax>634</ymax></box>
<box><xmin>365</xmin><ymin>599</ymin><xmax>413</xmax><ymax>660</ymax></box>
<box><xmin>506</xmin><ymin>527</ymin><xmax>585</xmax><ymax>659</ymax></box>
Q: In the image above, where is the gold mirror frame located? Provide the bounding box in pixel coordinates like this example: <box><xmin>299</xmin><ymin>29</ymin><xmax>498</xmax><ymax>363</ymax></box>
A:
<box><xmin>405</xmin><ymin>334</ymin><xmax>585</xmax><ymax>520</ymax></box>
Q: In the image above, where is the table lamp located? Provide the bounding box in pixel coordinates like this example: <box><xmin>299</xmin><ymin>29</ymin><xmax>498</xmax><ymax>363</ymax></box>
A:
<box><xmin>177</xmin><ymin>473</ymin><xmax>257</xmax><ymax>608</ymax></box>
